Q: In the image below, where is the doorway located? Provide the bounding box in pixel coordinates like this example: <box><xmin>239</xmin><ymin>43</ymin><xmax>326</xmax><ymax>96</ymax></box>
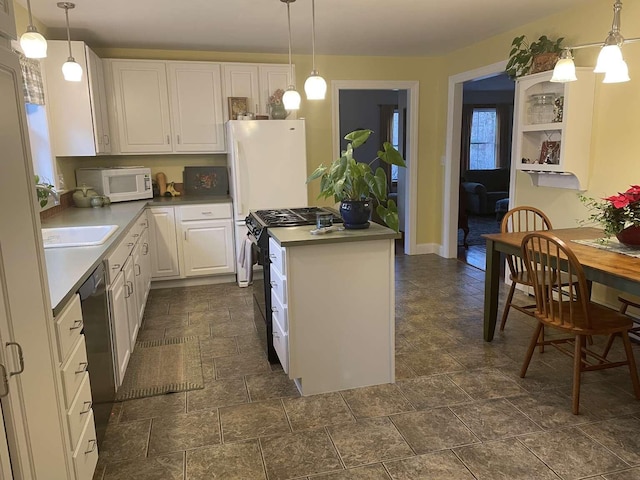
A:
<box><xmin>443</xmin><ymin>61</ymin><xmax>518</xmax><ymax>268</ymax></box>
<box><xmin>332</xmin><ymin>80</ymin><xmax>419</xmax><ymax>255</ymax></box>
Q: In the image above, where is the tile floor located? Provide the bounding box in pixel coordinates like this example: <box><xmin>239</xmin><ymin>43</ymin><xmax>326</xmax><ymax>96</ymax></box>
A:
<box><xmin>94</xmin><ymin>254</ymin><xmax>640</xmax><ymax>480</ymax></box>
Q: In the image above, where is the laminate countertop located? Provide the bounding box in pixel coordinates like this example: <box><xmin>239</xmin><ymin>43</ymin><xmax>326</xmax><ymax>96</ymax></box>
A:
<box><xmin>268</xmin><ymin>221</ymin><xmax>399</xmax><ymax>248</ymax></box>
<box><xmin>42</xmin><ymin>196</ymin><xmax>231</xmax><ymax>315</ymax></box>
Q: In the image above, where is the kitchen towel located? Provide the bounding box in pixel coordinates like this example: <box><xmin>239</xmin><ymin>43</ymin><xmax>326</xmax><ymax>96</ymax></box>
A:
<box><xmin>238</xmin><ymin>237</ymin><xmax>254</xmax><ymax>285</ymax></box>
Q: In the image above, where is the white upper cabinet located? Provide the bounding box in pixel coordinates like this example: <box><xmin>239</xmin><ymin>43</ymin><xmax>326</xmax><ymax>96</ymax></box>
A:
<box><xmin>0</xmin><ymin>0</ymin><xmax>16</xmax><ymax>40</ymax></box>
<box><xmin>167</xmin><ymin>62</ymin><xmax>225</xmax><ymax>152</ymax></box>
<box><xmin>41</xmin><ymin>41</ymin><xmax>111</xmax><ymax>156</ymax></box>
<box><xmin>106</xmin><ymin>59</ymin><xmax>225</xmax><ymax>154</ymax></box>
<box><xmin>222</xmin><ymin>63</ymin><xmax>260</xmax><ymax>120</ymax></box>
<box><xmin>108</xmin><ymin>60</ymin><xmax>173</xmax><ymax>154</ymax></box>
<box><xmin>222</xmin><ymin>63</ymin><xmax>294</xmax><ymax>118</ymax></box>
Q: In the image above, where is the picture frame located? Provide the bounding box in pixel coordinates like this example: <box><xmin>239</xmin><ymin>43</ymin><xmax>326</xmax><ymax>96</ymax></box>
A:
<box><xmin>228</xmin><ymin>97</ymin><xmax>248</xmax><ymax>120</ymax></box>
<box><xmin>183</xmin><ymin>166</ymin><xmax>229</xmax><ymax>196</ymax></box>
<box><xmin>539</xmin><ymin>140</ymin><xmax>561</xmax><ymax>165</ymax></box>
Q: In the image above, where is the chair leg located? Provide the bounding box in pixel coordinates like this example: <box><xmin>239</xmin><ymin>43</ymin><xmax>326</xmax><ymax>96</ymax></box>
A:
<box><xmin>620</xmin><ymin>333</ymin><xmax>640</xmax><ymax>399</ymax></box>
<box><xmin>602</xmin><ymin>334</ymin><xmax>616</xmax><ymax>360</ymax></box>
<box><xmin>520</xmin><ymin>322</ymin><xmax>543</xmax><ymax>378</ymax></box>
<box><xmin>572</xmin><ymin>335</ymin><xmax>584</xmax><ymax>415</ymax></box>
<box><xmin>538</xmin><ymin>325</ymin><xmax>545</xmax><ymax>354</ymax></box>
<box><xmin>500</xmin><ymin>282</ymin><xmax>517</xmax><ymax>331</ymax></box>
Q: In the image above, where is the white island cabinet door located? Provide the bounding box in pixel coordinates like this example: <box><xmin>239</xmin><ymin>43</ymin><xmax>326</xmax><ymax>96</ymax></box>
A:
<box><xmin>167</xmin><ymin>62</ymin><xmax>225</xmax><ymax>152</ymax></box>
<box><xmin>109</xmin><ymin>60</ymin><xmax>173</xmax><ymax>153</ymax></box>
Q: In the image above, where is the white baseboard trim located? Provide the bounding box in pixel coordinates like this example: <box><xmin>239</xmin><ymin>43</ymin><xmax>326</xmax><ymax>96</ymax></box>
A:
<box><xmin>150</xmin><ymin>274</ymin><xmax>237</xmax><ymax>289</ymax></box>
<box><xmin>413</xmin><ymin>243</ymin><xmax>441</xmax><ymax>255</ymax></box>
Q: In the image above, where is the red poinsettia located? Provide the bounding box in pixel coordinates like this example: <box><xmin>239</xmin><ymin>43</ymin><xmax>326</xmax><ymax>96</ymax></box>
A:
<box><xmin>580</xmin><ymin>185</ymin><xmax>640</xmax><ymax>237</ymax></box>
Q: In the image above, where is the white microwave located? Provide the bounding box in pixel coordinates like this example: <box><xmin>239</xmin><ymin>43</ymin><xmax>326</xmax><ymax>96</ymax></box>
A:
<box><xmin>75</xmin><ymin>167</ymin><xmax>153</xmax><ymax>202</ymax></box>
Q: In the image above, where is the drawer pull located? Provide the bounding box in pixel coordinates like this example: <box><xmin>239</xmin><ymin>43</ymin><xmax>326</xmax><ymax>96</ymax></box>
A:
<box><xmin>270</xmin><ymin>281</ymin><xmax>277</xmax><ymax>288</ymax></box>
<box><xmin>69</xmin><ymin>319</ymin><xmax>83</xmax><ymax>331</ymax></box>
<box><xmin>143</xmin><ymin>243</ymin><xmax>149</xmax><ymax>255</ymax></box>
<box><xmin>5</xmin><ymin>342</ymin><xmax>24</xmax><ymax>377</ymax></box>
<box><xmin>273</xmin><ymin>331</ymin><xmax>280</xmax><ymax>339</ymax></box>
<box><xmin>272</xmin><ymin>306</ymin><xmax>278</xmax><ymax>313</ymax></box>
<box><xmin>127</xmin><ymin>242</ymin><xmax>134</xmax><ymax>247</ymax></box>
<box><xmin>84</xmin><ymin>439</ymin><xmax>97</xmax><ymax>455</ymax></box>
<box><xmin>135</xmin><ymin>264</ymin><xmax>141</xmax><ymax>276</ymax></box>
<box><xmin>269</xmin><ymin>254</ymin><xmax>277</xmax><ymax>259</ymax></box>
<box><xmin>104</xmin><ymin>134</ymin><xmax>110</xmax><ymax>146</ymax></box>
<box><xmin>80</xmin><ymin>400</ymin><xmax>92</xmax><ymax>415</ymax></box>
<box><xmin>201</xmin><ymin>211</ymin><xmax>212</xmax><ymax>215</ymax></box>
<box><xmin>75</xmin><ymin>362</ymin><xmax>88</xmax><ymax>374</ymax></box>
<box><xmin>111</xmin><ymin>264</ymin><xmax>121</xmax><ymax>270</ymax></box>
<box><xmin>133</xmin><ymin>233</ymin><xmax>140</xmax><ymax>238</ymax></box>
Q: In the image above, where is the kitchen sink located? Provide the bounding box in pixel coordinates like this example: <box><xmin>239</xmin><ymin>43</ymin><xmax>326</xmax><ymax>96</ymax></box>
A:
<box><xmin>42</xmin><ymin>225</ymin><xmax>119</xmax><ymax>248</ymax></box>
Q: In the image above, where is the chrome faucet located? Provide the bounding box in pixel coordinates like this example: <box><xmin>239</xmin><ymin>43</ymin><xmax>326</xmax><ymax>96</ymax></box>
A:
<box><xmin>36</xmin><ymin>184</ymin><xmax>60</xmax><ymax>206</ymax></box>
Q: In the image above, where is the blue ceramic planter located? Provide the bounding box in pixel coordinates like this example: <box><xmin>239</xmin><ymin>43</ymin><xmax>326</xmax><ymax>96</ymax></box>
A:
<box><xmin>340</xmin><ymin>200</ymin><xmax>372</xmax><ymax>229</ymax></box>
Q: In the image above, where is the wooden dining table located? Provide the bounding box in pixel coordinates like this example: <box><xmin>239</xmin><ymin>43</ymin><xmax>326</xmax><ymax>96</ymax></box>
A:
<box><xmin>483</xmin><ymin>227</ymin><xmax>640</xmax><ymax>341</ymax></box>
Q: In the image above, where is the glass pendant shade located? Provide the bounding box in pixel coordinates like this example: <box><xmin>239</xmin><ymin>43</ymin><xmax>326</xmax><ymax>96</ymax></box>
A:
<box><xmin>594</xmin><ymin>44</ymin><xmax>623</xmax><ymax>73</ymax></box>
<box><xmin>282</xmin><ymin>86</ymin><xmax>301</xmax><ymax>110</ymax></box>
<box><xmin>20</xmin><ymin>29</ymin><xmax>48</xmax><ymax>58</ymax></box>
<box><xmin>304</xmin><ymin>72</ymin><xmax>327</xmax><ymax>100</ymax></box>
<box><xmin>551</xmin><ymin>58</ymin><xmax>577</xmax><ymax>82</ymax></box>
<box><xmin>62</xmin><ymin>59</ymin><xmax>83</xmax><ymax>81</ymax></box>
<box><xmin>603</xmin><ymin>58</ymin><xmax>630</xmax><ymax>83</ymax></box>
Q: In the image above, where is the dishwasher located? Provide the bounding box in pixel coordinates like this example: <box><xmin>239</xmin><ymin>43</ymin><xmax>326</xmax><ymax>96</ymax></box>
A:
<box><xmin>78</xmin><ymin>263</ymin><xmax>116</xmax><ymax>448</ymax></box>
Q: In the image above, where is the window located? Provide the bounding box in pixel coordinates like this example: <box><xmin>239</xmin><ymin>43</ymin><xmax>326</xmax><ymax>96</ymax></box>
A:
<box><xmin>391</xmin><ymin>109</ymin><xmax>399</xmax><ymax>182</ymax></box>
<box><xmin>469</xmin><ymin>108</ymin><xmax>498</xmax><ymax>170</ymax></box>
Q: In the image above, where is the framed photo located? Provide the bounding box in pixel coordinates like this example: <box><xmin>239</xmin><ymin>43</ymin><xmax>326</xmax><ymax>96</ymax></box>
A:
<box><xmin>183</xmin><ymin>166</ymin><xmax>229</xmax><ymax>196</ymax></box>
<box><xmin>228</xmin><ymin>97</ymin><xmax>248</xmax><ymax>120</ymax></box>
<box><xmin>539</xmin><ymin>140</ymin><xmax>561</xmax><ymax>165</ymax></box>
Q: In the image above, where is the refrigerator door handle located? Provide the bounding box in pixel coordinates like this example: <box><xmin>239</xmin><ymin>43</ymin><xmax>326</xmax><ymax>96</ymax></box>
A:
<box><xmin>233</xmin><ymin>140</ymin><xmax>244</xmax><ymax>217</ymax></box>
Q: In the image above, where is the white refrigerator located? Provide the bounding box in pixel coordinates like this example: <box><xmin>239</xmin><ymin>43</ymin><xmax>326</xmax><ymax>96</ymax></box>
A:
<box><xmin>227</xmin><ymin>120</ymin><xmax>308</xmax><ymax>285</ymax></box>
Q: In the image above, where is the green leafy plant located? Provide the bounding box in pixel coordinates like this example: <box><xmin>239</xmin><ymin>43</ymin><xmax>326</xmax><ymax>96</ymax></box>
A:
<box><xmin>34</xmin><ymin>174</ymin><xmax>54</xmax><ymax>208</ymax></box>
<box><xmin>306</xmin><ymin>129</ymin><xmax>406</xmax><ymax>232</ymax></box>
<box><xmin>579</xmin><ymin>186</ymin><xmax>640</xmax><ymax>237</ymax></box>
<box><xmin>506</xmin><ymin>35</ymin><xmax>564</xmax><ymax>79</ymax></box>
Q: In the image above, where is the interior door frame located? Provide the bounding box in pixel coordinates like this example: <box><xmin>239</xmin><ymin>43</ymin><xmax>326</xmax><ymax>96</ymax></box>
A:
<box><xmin>331</xmin><ymin>80</ymin><xmax>419</xmax><ymax>255</ymax></box>
<box><xmin>442</xmin><ymin>61</ymin><xmax>508</xmax><ymax>258</ymax></box>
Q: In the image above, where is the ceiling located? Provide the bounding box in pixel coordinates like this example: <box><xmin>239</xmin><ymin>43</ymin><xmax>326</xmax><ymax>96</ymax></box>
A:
<box><xmin>18</xmin><ymin>0</ymin><xmax>585</xmax><ymax>56</ymax></box>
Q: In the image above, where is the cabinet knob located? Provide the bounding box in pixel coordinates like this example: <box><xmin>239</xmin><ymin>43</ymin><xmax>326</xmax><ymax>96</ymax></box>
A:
<box><xmin>112</xmin><ymin>264</ymin><xmax>121</xmax><ymax>270</ymax></box>
<box><xmin>166</xmin><ymin>135</ymin><xmax>170</xmax><ymax>144</ymax></box>
<box><xmin>177</xmin><ymin>134</ymin><xmax>181</xmax><ymax>144</ymax></box>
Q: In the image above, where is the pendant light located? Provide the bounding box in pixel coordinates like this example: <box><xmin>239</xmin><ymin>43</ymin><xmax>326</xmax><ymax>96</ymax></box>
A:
<box><xmin>19</xmin><ymin>0</ymin><xmax>48</xmax><ymax>58</ymax></box>
<box><xmin>281</xmin><ymin>0</ymin><xmax>301</xmax><ymax>111</ymax></box>
<box><xmin>58</xmin><ymin>2</ymin><xmax>83</xmax><ymax>82</ymax></box>
<box><xmin>304</xmin><ymin>0</ymin><xmax>327</xmax><ymax>100</ymax></box>
<box><xmin>551</xmin><ymin>0</ymin><xmax>638</xmax><ymax>84</ymax></box>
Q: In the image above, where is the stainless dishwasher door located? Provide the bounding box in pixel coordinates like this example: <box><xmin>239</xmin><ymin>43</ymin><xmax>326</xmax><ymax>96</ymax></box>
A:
<box><xmin>78</xmin><ymin>263</ymin><xmax>115</xmax><ymax>448</ymax></box>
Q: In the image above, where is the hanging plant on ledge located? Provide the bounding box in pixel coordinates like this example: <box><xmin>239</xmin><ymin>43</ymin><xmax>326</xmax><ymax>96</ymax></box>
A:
<box><xmin>506</xmin><ymin>35</ymin><xmax>564</xmax><ymax>79</ymax></box>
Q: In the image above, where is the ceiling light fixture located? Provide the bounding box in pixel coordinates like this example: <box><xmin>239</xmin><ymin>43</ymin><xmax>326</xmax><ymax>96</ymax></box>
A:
<box><xmin>57</xmin><ymin>2</ymin><xmax>83</xmax><ymax>82</ymax></box>
<box><xmin>551</xmin><ymin>0</ymin><xmax>639</xmax><ymax>84</ymax></box>
<box><xmin>281</xmin><ymin>0</ymin><xmax>301</xmax><ymax>111</ymax></box>
<box><xmin>303</xmin><ymin>0</ymin><xmax>326</xmax><ymax>100</ymax></box>
<box><xmin>19</xmin><ymin>0</ymin><xmax>48</xmax><ymax>58</ymax></box>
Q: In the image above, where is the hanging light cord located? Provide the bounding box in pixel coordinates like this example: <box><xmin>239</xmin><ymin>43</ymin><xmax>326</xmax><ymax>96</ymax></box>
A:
<box><xmin>311</xmin><ymin>0</ymin><xmax>317</xmax><ymax>72</ymax></box>
<box><xmin>64</xmin><ymin>5</ymin><xmax>73</xmax><ymax>59</ymax></box>
<box><xmin>25</xmin><ymin>0</ymin><xmax>35</xmax><ymax>27</ymax></box>
<box><xmin>286</xmin><ymin>1</ymin><xmax>294</xmax><ymax>83</ymax></box>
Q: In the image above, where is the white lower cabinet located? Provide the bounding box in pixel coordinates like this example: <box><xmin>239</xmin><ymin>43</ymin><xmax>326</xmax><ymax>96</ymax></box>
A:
<box><xmin>105</xmin><ymin>211</ymin><xmax>151</xmax><ymax>387</ymax></box>
<box><xmin>148</xmin><ymin>206</ymin><xmax>180</xmax><ymax>278</ymax></box>
<box><xmin>53</xmin><ymin>294</ymin><xmax>98</xmax><ymax>480</ymax></box>
<box><xmin>149</xmin><ymin>202</ymin><xmax>235</xmax><ymax>280</ymax></box>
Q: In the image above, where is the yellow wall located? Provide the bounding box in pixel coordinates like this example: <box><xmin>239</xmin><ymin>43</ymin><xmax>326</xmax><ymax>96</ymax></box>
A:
<box><xmin>13</xmin><ymin>1</ymin><xmax>49</xmax><ymax>38</ymax></box>
<box><xmin>18</xmin><ymin>0</ymin><xmax>640</xmax><ymax>250</ymax></box>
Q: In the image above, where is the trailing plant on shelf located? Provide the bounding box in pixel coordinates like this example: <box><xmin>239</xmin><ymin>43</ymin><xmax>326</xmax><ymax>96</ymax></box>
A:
<box><xmin>306</xmin><ymin>129</ymin><xmax>406</xmax><ymax>231</ymax></box>
<box><xmin>34</xmin><ymin>175</ymin><xmax>55</xmax><ymax>208</ymax></box>
<box><xmin>506</xmin><ymin>35</ymin><xmax>564</xmax><ymax>79</ymax></box>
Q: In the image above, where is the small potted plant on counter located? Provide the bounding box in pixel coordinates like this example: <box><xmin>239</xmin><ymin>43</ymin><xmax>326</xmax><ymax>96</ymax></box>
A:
<box><xmin>506</xmin><ymin>34</ymin><xmax>564</xmax><ymax>79</ymax></box>
<box><xmin>306</xmin><ymin>129</ymin><xmax>406</xmax><ymax>232</ymax></box>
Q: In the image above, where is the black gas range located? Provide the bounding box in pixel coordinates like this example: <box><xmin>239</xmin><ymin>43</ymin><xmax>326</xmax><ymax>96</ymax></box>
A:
<box><xmin>246</xmin><ymin>207</ymin><xmax>342</xmax><ymax>363</ymax></box>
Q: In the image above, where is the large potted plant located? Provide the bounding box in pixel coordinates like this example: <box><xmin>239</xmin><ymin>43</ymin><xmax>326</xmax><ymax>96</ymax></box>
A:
<box><xmin>506</xmin><ymin>35</ymin><xmax>564</xmax><ymax>79</ymax></box>
<box><xmin>306</xmin><ymin>129</ymin><xmax>406</xmax><ymax>231</ymax></box>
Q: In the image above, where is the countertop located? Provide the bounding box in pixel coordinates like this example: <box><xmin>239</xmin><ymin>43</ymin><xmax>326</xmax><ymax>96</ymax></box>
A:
<box><xmin>42</xmin><ymin>196</ymin><xmax>231</xmax><ymax>315</ymax></box>
<box><xmin>268</xmin><ymin>221</ymin><xmax>399</xmax><ymax>247</ymax></box>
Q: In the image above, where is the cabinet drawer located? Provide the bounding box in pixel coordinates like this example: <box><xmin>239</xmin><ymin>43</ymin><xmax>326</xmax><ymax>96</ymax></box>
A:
<box><xmin>268</xmin><ymin>237</ymin><xmax>285</xmax><ymax>274</ymax></box>
<box><xmin>273</xmin><ymin>317</ymin><xmax>289</xmax><ymax>374</ymax></box>
<box><xmin>67</xmin><ymin>373</ymin><xmax>92</xmax><ymax>449</ymax></box>
<box><xmin>72</xmin><ymin>410</ymin><xmax>98</xmax><ymax>480</ymax></box>
<box><xmin>269</xmin><ymin>264</ymin><xmax>287</xmax><ymax>305</ymax></box>
<box><xmin>271</xmin><ymin>289</ymin><xmax>288</xmax><ymax>331</ymax></box>
<box><xmin>55</xmin><ymin>294</ymin><xmax>83</xmax><ymax>362</ymax></box>
<box><xmin>61</xmin><ymin>335</ymin><xmax>89</xmax><ymax>408</ymax></box>
<box><xmin>180</xmin><ymin>203</ymin><xmax>232</xmax><ymax>221</ymax></box>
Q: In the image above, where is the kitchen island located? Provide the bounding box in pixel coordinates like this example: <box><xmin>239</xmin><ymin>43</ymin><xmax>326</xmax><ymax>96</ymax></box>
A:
<box><xmin>267</xmin><ymin>222</ymin><xmax>399</xmax><ymax>396</ymax></box>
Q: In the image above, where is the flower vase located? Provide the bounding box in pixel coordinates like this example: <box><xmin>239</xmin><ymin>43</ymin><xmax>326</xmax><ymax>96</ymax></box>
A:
<box><xmin>270</xmin><ymin>103</ymin><xmax>288</xmax><ymax>120</ymax></box>
<box><xmin>616</xmin><ymin>226</ymin><xmax>640</xmax><ymax>249</ymax></box>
